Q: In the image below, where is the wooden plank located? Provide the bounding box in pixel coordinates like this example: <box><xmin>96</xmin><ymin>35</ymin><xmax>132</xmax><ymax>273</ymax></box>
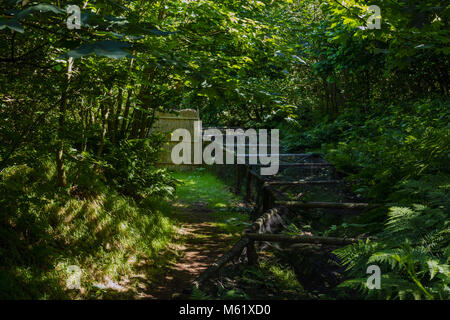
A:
<box><xmin>191</xmin><ymin>238</ymin><xmax>249</xmax><ymax>290</ymax></box>
<box><xmin>245</xmin><ymin>166</ymin><xmax>252</xmax><ymax>201</ymax></box>
<box><xmin>248</xmin><ymin>207</ymin><xmax>286</xmax><ymax>233</ymax></box>
<box><xmin>235</xmin><ymin>153</ymin><xmax>315</xmax><ymax>157</ymax></box>
<box><xmin>275</xmin><ymin>201</ymin><xmax>378</xmax><ymax>210</ymax></box>
<box><xmin>235</xmin><ymin>164</ymin><xmax>243</xmax><ymax>194</ymax></box>
<box><xmin>244</xmin><ymin>233</ymin><xmax>359</xmax><ymax>245</ymax></box>
<box><xmin>265</xmin><ymin>180</ymin><xmax>341</xmax><ymax>186</ymax></box>
<box><xmin>248</xmin><ymin>167</ymin><xmax>266</xmax><ymax>183</ymax></box>
<box><xmin>220</xmin><ymin>148</ymin><xmax>314</xmax><ymax>156</ymax></box>
<box><xmin>246</xmin><ymin>241</ymin><xmax>258</xmax><ymax>265</ymax></box>
<box><xmin>259</xmin><ymin>163</ymin><xmax>333</xmax><ymax>167</ymax></box>
<box><xmin>263</xmin><ymin>184</ymin><xmax>286</xmax><ymax>202</ymax></box>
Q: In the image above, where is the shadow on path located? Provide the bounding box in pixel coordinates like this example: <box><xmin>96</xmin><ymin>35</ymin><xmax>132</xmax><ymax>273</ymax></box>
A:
<box><xmin>142</xmin><ymin>202</ymin><xmax>235</xmax><ymax>299</ymax></box>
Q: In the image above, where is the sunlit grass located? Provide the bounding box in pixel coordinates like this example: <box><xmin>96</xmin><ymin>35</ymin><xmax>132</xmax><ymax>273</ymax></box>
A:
<box><xmin>0</xmin><ymin>165</ymin><xmax>252</xmax><ymax>299</ymax></box>
<box><xmin>170</xmin><ymin>168</ymin><xmax>250</xmax><ymax>234</ymax></box>
<box><xmin>0</xmin><ymin>161</ymin><xmax>176</xmax><ymax>299</ymax></box>
<box><xmin>171</xmin><ymin>169</ymin><xmax>237</xmax><ymax>206</ymax></box>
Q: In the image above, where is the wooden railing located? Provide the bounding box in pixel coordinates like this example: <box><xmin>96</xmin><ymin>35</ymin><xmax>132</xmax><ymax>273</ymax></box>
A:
<box><xmin>180</xmin><ymin>129</ymin><xmax>378</xmax><ymax>297</ymax></box>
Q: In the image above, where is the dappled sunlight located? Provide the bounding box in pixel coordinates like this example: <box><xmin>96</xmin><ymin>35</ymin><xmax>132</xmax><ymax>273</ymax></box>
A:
<box><xmin>133</xmin><ymin>169</ymin><xmax>251</xmax><ymax>299</ymax></box>
<box><xmin>0</xmin><ymin>0</ymin><xmax>447</xmax><ymax>302</ymax></box>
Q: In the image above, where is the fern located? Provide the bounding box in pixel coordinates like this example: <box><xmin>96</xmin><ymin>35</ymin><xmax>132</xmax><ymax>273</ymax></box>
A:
<box><xmin>334</xmin><ymin>176</ymin><xmax>450</xmax><ymax>300</ymax></box>
<box><xmin>190</xmin><ymin>287</ymin><xmax>211</xmax><ymax>300</ymax></box>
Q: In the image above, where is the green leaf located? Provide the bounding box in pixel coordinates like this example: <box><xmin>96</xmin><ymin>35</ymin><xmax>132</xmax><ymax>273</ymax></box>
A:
<box><xmin>147</xmin><ymin>29</ymin><xmax>177</xmax><ymax>36</ymax></box>
<box><xmin>60</xmin><ymin>41</ymin><xmax>134</xmax><ymax>60</ymax></box>
<box><xmin>0</xmin><ymin>18</ymin><xmax>24</xmax><ymax>33</ymax></box>
<box><xmin>16</xmin><ymin>4</ymin><xmax>64</xmax><ymax>20</ymax></box>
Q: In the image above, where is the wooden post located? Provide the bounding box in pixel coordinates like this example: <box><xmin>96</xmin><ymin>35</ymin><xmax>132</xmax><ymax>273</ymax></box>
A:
<box><xmin>245</xmin><ymin>166</ymin><xmax>252</xmax><ymax>202</ymax></box>
<box><xmin>253</xmin><ymin>163</ymin><xmax>333</xmax><ymax>167</ymax></box>
<box><xmin>266</xmin><ymin>180</ymin><xmax>341</xmax><ymax>186</ymax></box>
<box><xmin>256</xmin><ymin>178</ymin><xmax>264</xmax><ymax>215</ymax></box>
<box><xmin>189</xmin><ymin>238</ymin><xmax>249</xmax><ymax>292</ymax></box>
<box><xmin>235</xmin><ymin>164</ymin><xmax>242</xmax><ymax>194</ymax></box>
<box><xmin>262</xmin><ymin>187</ymin><xmax>271</xmax><ymax>212</ymax></box>
<box><xmin>248</xmin><ymin>207</ymin><xmax>284</xmax><ymax>233</ymax></box>
<box><xmin>246</xmin><ymin>240</ymin><xmax>258</xmax><ymax>265</ymax></box>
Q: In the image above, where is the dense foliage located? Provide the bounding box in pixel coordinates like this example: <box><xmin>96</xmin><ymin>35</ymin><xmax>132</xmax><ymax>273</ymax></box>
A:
<box><xmin>1</xmin><ymin>0</ymin><xmax>448</xmax><ymax>299</ymax></box>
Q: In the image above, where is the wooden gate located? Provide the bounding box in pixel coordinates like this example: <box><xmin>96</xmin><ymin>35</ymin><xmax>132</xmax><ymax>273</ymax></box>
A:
<box><xmin>152</xmin><ymin>109</ymin><xmax>199</xmax><ymax>168</ymax></box>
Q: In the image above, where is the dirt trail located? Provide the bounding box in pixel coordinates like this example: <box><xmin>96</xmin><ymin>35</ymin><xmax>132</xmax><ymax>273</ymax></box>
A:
<box><xmin>143</xmin><ymin>201</ymin><xmax>235</xmax><ymax>299</ymax></box>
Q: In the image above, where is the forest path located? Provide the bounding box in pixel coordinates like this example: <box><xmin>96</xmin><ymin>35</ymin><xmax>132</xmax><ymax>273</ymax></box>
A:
<box><xmin>143</xmin><ymin>201</ymin><xmax>235</xmax><ymax>299</ymax></box>
<box><xmin>141</xmin><ymin>170</ymin><xmax>249</xmax><ymax>299</ymax></box>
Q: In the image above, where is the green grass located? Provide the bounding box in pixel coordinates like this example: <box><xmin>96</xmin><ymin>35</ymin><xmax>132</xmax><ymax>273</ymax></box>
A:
<box><xmin>170</xmin><ymin>168</ymin><xmax>251</xmax><ymax>234</ymax></box>
<box><xmin>198</xmin><ymin>256</ymin><xmax>308</xmax><ymax>300</ymax></box>
<box><xmin>0</xmin><ymin>160</ymin><xmax>176</xmax><ymax>299</ymax></box>
<box><xmin>247</xmin><ymin>259</ymin><xmax>304</xmax><ymax>295</ymax></box>
<box><xmin>171</xmin><ymin>169</ymin><xmax>237</xmax><ymax>207</ymax></box>
<box><xmin>170</xmin><ymin>168</ymin><xmax>309</xmax><ymax>300</ymax></box>
<box><xmin>0</xmin><ymin>164</ymin><xmax>252</xmax><ymax>299</ymax></box>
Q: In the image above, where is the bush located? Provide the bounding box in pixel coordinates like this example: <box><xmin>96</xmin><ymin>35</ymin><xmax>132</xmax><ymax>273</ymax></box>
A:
<box><xmin>280</xmin><ymin>98</ymin><xmax>450</xmax><ymax>299</ymax></box>
<box><xmin>103</xmin><ymin>136</ymin><xmax>177</xmax><ymax>199</ymax></box>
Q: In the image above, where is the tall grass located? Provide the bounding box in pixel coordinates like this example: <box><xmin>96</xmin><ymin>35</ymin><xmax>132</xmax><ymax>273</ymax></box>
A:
<box><xmin>0</xmin><ymin>159</ymin><xmax>174</xmax><ymax>299</ymax></box>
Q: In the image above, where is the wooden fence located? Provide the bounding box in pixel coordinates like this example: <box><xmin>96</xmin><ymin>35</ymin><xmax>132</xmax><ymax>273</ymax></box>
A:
<box><xmin>180</xmin><ymin>129</ymin><xmax>379</xmax><ymax>296</ymax></box>
<box><xmin>152</xmin><ymin>109</ymin><xmax>199</xmax><ymax>168</ymax></box>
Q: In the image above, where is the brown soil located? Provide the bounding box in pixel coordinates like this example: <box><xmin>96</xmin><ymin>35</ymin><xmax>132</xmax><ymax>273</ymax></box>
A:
<box><xmin>141</xmin><ymin>201</ymin><xmax>235</xmax><ymax>299</ymax></box>
<box><xmin>91</xmin><ymin>201</ymin><xmax>240</xmax><ymax>300</ymax></box>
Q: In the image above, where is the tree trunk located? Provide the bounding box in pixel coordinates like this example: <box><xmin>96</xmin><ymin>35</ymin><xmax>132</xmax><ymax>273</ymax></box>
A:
<box><xmin>120</xmin><ymin>87</ymin><xmax>132</xmax><ymax>140</ymax></box>
<box><xmin>56</xmin><ymin>58</ymin><xmax>73</xmax><ymax>187</ymax></box>
<box><xmin>129</xmin><ymin>109</ymin><xmax>142</xmax><ymax>139</ymax></box>
<box><xmin>97</xmin><ymin>101</ymin><xmax>110</xmax><ymax>159</ymax></box>
<box><xmin>110</xmin><ymin>87</ymin><xmax>123</xmax><ymax>143</ymax></box>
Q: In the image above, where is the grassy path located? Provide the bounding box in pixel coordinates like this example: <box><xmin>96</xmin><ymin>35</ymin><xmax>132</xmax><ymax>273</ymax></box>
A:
<box><xmin>143</xmin><ymin>169</ymin><xmax>250</xmax><ymax>299</ymax></box>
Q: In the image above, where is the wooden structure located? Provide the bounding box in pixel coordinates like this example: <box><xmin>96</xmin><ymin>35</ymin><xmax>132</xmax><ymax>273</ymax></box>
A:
<box><xmin>178</xmin><ymin>127</ymin><xmax>380</xmax><ymax>296</ymax></box>
<box><xmin>152</xmin><ymin>109</ymin><xmax>199</xmax><ymax>168</ymax></box>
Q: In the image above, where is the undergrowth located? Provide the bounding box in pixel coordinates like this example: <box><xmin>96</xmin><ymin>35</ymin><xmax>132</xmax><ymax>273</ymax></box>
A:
<box><xmin>280</xmin><ymin>98</ymin><xmax>450</xmax><ymax>300</ymax></box>
<box><xmin>0</xmin><ymin>159</ymin><xmax>175</xmax><ymax>299</ymax></box>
